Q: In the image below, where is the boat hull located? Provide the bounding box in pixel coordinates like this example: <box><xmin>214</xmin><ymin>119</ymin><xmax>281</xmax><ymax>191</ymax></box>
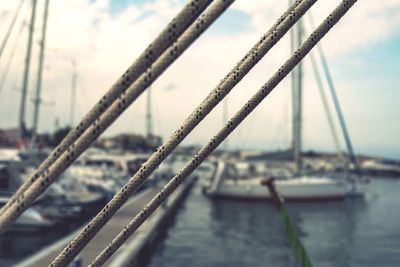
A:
<box><xmin>205</xmin><ymin>179</ymin><xmax>350</xmax><ymax>201</ymax></box>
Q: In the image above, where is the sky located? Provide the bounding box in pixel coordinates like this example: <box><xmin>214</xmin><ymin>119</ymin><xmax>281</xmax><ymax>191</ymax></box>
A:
<box><xmin>0</xmin><ymin>0</ymin><xmax>399</xmax><ymax>159</ymax></box>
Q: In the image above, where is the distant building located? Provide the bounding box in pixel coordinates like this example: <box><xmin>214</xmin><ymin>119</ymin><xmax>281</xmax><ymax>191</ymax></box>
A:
<box><xmin>0</xmin><ymin>128</ymin><xmax>18</xmax><ymax>146</ymax></box>
<box><xmin>0</xmin><ymin>128</ymin><xmax>53</xmax><ymax>148</ymax></box>
<box><xmin>99</xmin><ymin>133</ymin><xmax>162</xmax><ymax>152</ymax></box>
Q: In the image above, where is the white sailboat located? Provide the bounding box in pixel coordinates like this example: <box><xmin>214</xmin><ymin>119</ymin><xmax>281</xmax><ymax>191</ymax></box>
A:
<box><xmin>203</xmin><ymin>10</ymin><xmax>362</xmax><ymax>201</ymax></box>
<box><xmin>0</xmin><ymin>196</ymin><xmax>54</xmax><ymax>231</ymax></box>
<box><xmin>204</xmin><ymin>161</ymin><xmax>354</xmax><ymax>201</ymax></box>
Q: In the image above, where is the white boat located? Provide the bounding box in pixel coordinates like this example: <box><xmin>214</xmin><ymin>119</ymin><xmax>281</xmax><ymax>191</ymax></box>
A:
<box><xmin>0</xmin><ymin>196</ymin><xmax>54</xmax><ymax>231</ymax></box>
<box><xmin>361</xmin><ymin>159</ymin><xmax>400</xmax><ymax>176</ymax></box>
<box><xmin>11</xmin><ymin>208</ymin><xmax>54</xmax><ymax>231</ymax></box>
<box><xmin>203</xmin><ymin>15</ymin><xmax>367</xmax><ymax>201</ymax></box>
<box><xmin>203</xmin><ymin>161</ymin><xmax>357</xmax><ymax>201</ymax></box>
<box><xmin>80</xmin><ymin>152</ymin><xmax>174</xmax><ymax>189</ymax></box>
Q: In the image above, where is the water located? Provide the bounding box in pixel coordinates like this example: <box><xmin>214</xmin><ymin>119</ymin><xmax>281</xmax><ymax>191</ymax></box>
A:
<box><xmin>0</xmin><ymin>205</ymin><xmax>105</xmax><ymax>266</ymax></box>
<box><xmin>148</xmin><ymin>178</ymin><xmax>400</xmax><ymax>267</ymax></box>
<box><xmin>0</xmin><ymin>226</ymin><xmax>73</xmax><ymax>266</ymax></box>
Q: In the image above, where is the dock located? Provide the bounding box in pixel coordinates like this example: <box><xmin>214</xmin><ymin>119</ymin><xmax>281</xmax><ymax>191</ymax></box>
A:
<box><xmin>16</xmin><ymin>174</ymin><xmax>197</xmax><ymax>267</ymax></box>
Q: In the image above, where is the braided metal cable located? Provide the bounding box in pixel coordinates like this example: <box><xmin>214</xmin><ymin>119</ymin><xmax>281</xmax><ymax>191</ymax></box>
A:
<box><xmin>0</xmin><ymin>0</ymin><xmax>226</xmax><ymax>233</ymax></box>
<box><xmin>50</xmin><ymin>0</ymin><xmax>317</xmax><ymax>266</ymax></box>
<box><xmin>0</xmin><ymin>0</ymin><xmax>212</xmax><ymax>218</ymax></box>
<box><xmin>90</xmin><ymin>1</ymin><xmax>358</xmax><ymax>266</ymax></box>
<box><xmin>33</xmin><ymin>1</ymin><xmax>233</xmax><ymax>266</ymax></box>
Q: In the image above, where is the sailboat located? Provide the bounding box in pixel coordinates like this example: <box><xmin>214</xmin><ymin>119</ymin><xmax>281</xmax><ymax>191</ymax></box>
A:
<box><xmin>203</xmin><ymin>160</ymin><xmax>356</xmax><ymax>201</ymax></box>
<box><xmin>203</xmin><ymin>11</ymin><xmax>362</xmax><ymax>201</ymax></box>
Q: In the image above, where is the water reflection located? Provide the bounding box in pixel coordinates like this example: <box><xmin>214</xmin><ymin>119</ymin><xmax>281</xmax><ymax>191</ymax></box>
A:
<box><xmin>150</xmin><ymin>179</ymin><xmax>400</xmax><ymax>267</ymax></box>
<box><xmin>0</xmin><ymin>225</ymin><xmax>72</xmax><ymax>264</ymax></box>
<box><xmin>0</xmin><ymin>210</ymin><xmax>101</xmax><ymax>265</ymax></box>
<box><xmin>209</xmin><ymin>199</ymin><xmax>296</xmax><ymax>266</ymax></box>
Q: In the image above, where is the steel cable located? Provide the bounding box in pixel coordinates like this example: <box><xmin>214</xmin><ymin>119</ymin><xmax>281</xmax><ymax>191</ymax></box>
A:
<box><xmin>90</xmin><ymin>1</ymin><xmax>357</xmax><ymax>266</ymax></box>
<box><xmin>1</xmin><ymin>0</ymin><xmax>237</xmax><ymax>264</ymax></box>
<box><xmin>0</xmin><ymin>0</ymin><xmax>212</xmax><ymax>219</ymax></box>
<box><xmin>1</xmin><ymin>0</ymin><xmax>234</xmax><ymax>235</ymax></box>
<box><xmin>50</xmin><ymin>0</ymin><xmax>317</xmax><ymax>265</ymax></box>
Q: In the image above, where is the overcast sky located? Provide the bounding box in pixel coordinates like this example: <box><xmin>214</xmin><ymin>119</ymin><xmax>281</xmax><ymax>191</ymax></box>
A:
<box><xmin>0</xmin><ymin>0</ymin><xmax>399</xmax><ymax>159</ymax></box>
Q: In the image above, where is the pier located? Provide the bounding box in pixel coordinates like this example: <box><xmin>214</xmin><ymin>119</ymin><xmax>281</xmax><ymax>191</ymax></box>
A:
<box><xmin>16</xmin><ymin>174</ymin><xmax>197</xmax><ymax>267</ymax></box>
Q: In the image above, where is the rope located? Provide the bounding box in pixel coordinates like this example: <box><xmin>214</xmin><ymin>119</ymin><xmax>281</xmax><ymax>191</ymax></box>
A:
<box><xmin>0</xmin><ymin>22</ymin><xmax>25</xmax><ymax>96</ymax></box>
<box><xmin>279</xmin><ymin>206</ymin><xmax>313</xmax><ymax>267</ymax></box>
<box><xmin>89</xmin><ymin>1</ymin><xmax>357</xmax><ymax>265</ymax></box>
<box><xmin>262</xmin><ymin>178</ymin><xmax>313</xmax><ymax>267</ymax></box>
<box><xmin>40</xmin><ymin>1</ymin><xmax>234</xmax><ymax>265</ymax></box>
<box><xmin>51</xmin><ymin>0</ymin><xmax>318</xmax><ymax>265</ymax></box>
<box><xmin>0</xmin><ymin>0</ymin><xmax>212</xmax><ymax>220</ymax></box>
<box><xmin>0</xmin><ymin>0</ymin><xmax>25</xmax><ymax>61</ymax></box>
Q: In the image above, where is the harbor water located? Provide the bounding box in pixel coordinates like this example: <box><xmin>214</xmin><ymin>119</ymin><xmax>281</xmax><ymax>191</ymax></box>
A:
<box><xmin>148</xmin><ymin>178</ymin><xmax>400</xmax><ymax>267</ymax></box>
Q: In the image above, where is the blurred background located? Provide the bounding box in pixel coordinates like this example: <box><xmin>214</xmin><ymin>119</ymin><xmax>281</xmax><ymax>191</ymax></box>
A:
<box><xmin>0</xmin><ymin>1</ymin><xmax>399</xmax><ymax>267</ymax></box>
<box><xmin>0</xmin><ymin>0</ymin><xmax>399</xmax><ymax>157</ymax></box>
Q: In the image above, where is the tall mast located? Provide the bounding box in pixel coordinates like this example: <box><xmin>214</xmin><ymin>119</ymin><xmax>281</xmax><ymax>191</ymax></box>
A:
<box><xmin>290</xmin><ymin>0</ymin><xmax>303</xmax><ymax>173</ymax></box>
<box><xmin>307</xmin><ymin>14</ymin><xmax>360</xmax><ymax>173</ymax></box>
<box><xmin>317</xmin><ymin>45</ymin><xmax>360</xmax><ymax>172</ymax></box>
<box><xmin>32</xmin><ymin>0</ymin><xmax>50</xmax><ymax>140</ymax></box>
<box><xmin>18</xmin><ymin>0</ymin><xmax>38</xmax><ymax>140</ymax></box>
<box><xmin>308</xmin><ymin>49</ymin><xmax>343</xmax><ymax>158</ymax></box>
<box><xmin>146</xmin><ymin>86</ymin><xmax>153</xmax><ymax>138</ymax></box>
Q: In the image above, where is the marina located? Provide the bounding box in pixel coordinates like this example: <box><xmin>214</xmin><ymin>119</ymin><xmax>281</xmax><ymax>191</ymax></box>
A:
<box><xmin>0</xmin><ymin>152</ymin><xmax>399</xmax><ymax>266</ymax></box>
<box><xmin>150</xmin><ymin>178</ymin><xmax>400</xmax><ymax>267</ymax></box>
<box><xmin>0</xmin><ymin>0</ymin><xmax>399</xmax><ymax>266</ymax></box>
<box><xmin>15</xmin><ymin>172</ymin><xmax>198</xmax><ymax>267</ymax></box>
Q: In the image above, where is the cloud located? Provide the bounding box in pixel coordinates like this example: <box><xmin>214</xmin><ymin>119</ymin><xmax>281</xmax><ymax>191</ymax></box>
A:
<box><xmin>0</xmin><ymin>0</ymin><xmax>399</xmax><ymax>158</ymax></box>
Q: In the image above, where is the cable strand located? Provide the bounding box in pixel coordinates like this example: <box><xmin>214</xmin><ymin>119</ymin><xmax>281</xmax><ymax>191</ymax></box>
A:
<box><xmin>52</xmin><ymin>0</ymin><xmax>317</xmax><ymax>265</ymax></box>
<box><xmin>0</xmin><ymin>0</ymin><xmax>212</xmax><ymax>219</ymax></box>
<box><xmin>45</xmin><ymin>1</ymin><xmax>235</xmax><ymax>265</ymax></box>
<box><xmin>90</xmin><ymin>1</ymin><xmax>357</xmax><ymax>266</ymax></box>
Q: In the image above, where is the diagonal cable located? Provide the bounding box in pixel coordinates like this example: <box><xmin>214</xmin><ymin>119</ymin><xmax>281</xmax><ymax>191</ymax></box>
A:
<box><xmin>1</xmin><ymin>0</ymin><xmax>236</xmax><ymax>262</ymax></box>
<box><xmin>0</xmin><ymin>0</ymin><xmax>212</xmax><ymax>218</ymax></box>
<box><xmin>49</xmin><ymin>0</ymin><xmax>316</xmax><ymax>265</ymax></box>
<box><xmin>0</xmin><ymin>0</ymin><xmax>25</xmax><ymax>61</ymax></box>
<box><xmin>90</xmin><ymin>1</ymin><xmax>358</xmax><ymax>266</ymax></box>
<box><xmin>0</xmin><ymin>22</ymin><xmax>25</xmax><ymax>96</ymax></box>
<box><xmin>309</xmin><ymin>12</ymin><xmax>360</xmax><ymax>173</ymax></box>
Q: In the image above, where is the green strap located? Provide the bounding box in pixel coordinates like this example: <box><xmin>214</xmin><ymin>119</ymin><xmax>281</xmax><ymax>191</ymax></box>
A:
<box><xmin>279</xmin><ymin>206</ymin><xmax>313</xmax><ymax>267</ymax></box>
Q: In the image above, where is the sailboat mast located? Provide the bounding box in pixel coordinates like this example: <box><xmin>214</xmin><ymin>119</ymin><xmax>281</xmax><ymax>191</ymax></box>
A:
<box><xmin>18</xmin><ymin>0</ymin><xmax>38</xmax><ymax>141</ymax></box>
<box><xmin>307</xmin><ymin>13</ymin><xmax>360</xmax><ymax>173</ymax></box>
<box><xmin>308</xmin><ymin>49</ymin><xmax>344</xmax><ymax>158</ymax></box>
<box><xmin>32</xmin><ymin>0</ymin><xmax>51</xmax><ymax>141</ymax></box>
<box><xmin>317</xmin><ymin>46</ymin><xmax>360</xmax><ymax>172</ymax></box>
<box><xmin>290</xmin><ymin>0</ymin><xmax>303</xmax><ymax>173</ymax></box>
